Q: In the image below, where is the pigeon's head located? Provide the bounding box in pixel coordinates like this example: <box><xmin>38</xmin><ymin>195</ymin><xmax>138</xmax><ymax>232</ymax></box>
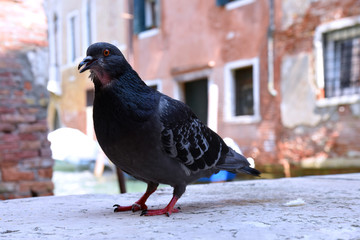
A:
<box><xmin>78</xmin><ymin>42</ymin><xmax>129</xmax><ymax>85</ymax></box>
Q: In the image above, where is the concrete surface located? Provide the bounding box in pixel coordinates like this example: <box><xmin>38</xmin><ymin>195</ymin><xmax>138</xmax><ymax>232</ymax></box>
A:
<box><xmin>1</xmin><ymin>173</ymin><xmax>360</xmax><ymax>240</ymax></box>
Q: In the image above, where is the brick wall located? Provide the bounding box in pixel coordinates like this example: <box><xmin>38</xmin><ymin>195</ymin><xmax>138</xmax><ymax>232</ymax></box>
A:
<box><xmin>0</xmin><ymin>0</ymin><xmax>53</xmax><ymax>199</ymax></box>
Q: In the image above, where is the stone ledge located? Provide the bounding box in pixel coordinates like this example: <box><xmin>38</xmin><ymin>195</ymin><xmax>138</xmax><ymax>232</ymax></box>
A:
<box><xmin>1</xmin><ymin>173</ymin><xmax>360</xmax><ymax>239</ymax></box>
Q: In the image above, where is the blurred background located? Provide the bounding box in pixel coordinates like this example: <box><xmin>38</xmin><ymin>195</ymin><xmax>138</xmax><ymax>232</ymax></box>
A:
<box><xmin>1</xmin><ymin>0</ymin><xmax>360</xmax><ymax>199</ymax></box>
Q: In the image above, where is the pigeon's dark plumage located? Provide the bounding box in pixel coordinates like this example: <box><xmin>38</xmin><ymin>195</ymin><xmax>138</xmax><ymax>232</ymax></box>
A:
<box><xmin>78</xmin><ymin>42</ymin><xmax>260</xmax><ymax>216</ymax></box>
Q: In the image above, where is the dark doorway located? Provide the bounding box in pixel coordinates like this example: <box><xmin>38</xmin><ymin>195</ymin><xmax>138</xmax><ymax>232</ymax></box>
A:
<box><xmin>184</xmin><ymin>78</ymin><xmax>208</xmax><ymax>125</ymax></box>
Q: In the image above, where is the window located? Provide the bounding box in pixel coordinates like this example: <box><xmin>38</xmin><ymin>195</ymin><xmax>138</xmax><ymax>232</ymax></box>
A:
<box><xmin>314</xmin><ymin>16</ymin><xmax>360</xmax><ymax>106</ymax></box>
<box><xmin>82</xmin><ymin>0</ymin><xmax>95</xmax><ymax>54</ymax></box>
<box><xmin>323</xmin><ymin>25</ymin><xmax>360</xmax><ymax>98</ymax></box>
<box><xmin>47</xmin><ymin>12</ymin><xmax>62</xmax><ymax>95</ymax></box>
<box><xmin>86</xmin><ymin>1</ymin><xmax>92</xmax><ymax>44</ymax></box>
<box><xmin>133</xmin><ymin>0</ymin><xmax>160</xmax><ymax>35</ymax></box>
<box><xmin>67</xmin><ymin>11</ymin><xmax>80</xmax><ymax>63</ymax></box>
<box><xmin>234</xmin><ymin>67</ymin><xmax>254</xmax><ymax>116</ymax></box>
<box><xmin>84</xmin><ymin>0</ymin><xmax>93</xmax><ymax>47</ymax></box>
<box><xmin>69</xmin><ymin>17</ymin><xmax>76</xmax><ymax>61</ymax></box>
<box><xmin>217</xmin><ymin>0</ymin><xmax>239</xmax><ymax>5</ymax></box>
<box><xmin>224</xmin><ymin>58</ymin><xmax>260</xmax><ymax>123</ymax></box>
<box><xmin>145</xmin><ymin>0</ymin><xmax>157</xmax><ymax>29</ymax></box>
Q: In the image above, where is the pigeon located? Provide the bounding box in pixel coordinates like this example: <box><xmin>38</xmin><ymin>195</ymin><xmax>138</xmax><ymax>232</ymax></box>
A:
<box><xmin>78</xmin><ymin>42</ymin><xmax>260</xmax><ymax>216</ymax></box>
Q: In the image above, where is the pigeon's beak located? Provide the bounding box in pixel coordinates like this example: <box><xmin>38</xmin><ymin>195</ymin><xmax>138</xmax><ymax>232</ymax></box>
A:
<box><xmin>78</xmin><ymin>56</ymin><xmax>96</xmax><ymax>73</ymax></box>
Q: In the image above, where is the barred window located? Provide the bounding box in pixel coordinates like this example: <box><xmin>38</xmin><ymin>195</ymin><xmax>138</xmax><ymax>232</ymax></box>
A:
<box><xmin>323</xmin><ymin>25</ymin><xmax>360</xmax><ymax>98</ymax></box>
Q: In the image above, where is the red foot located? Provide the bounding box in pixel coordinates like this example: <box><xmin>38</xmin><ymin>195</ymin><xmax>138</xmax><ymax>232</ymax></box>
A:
<box><xmin>141</xmin><ymin>206</ymin><xmax>180</xmax><ymax>217</ymax></box>
<box><xmin>113</xmin><ymin>183</ymin><xmax>158</xmax><ymax>213</ymax></box>
<box><xmin>113</xmin><ymin>202</ymin><xmax>147</xmax><ymax>212</ymax></box>
<box><xmin>140</xmin><ymin>196</ymin><xmax>180</xmax><ymax>217</ymax></box>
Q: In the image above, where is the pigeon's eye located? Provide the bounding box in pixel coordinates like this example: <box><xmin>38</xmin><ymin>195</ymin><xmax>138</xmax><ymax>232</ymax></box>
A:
<box><xmin>103</xmin><ymin>49</ymin><xmax>110</xmax><ymax>57</ymax></box>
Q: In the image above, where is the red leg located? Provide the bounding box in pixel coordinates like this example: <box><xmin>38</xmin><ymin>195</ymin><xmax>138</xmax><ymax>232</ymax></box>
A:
<box><xmin>140</xmin><ymin>195</ymin><xmax>180</xmax><ymax>217</ymax></box>
<box><xmin>113</xmin><ymin>183</ymin><xmax>158</xmax><ymax>212</ymax></box>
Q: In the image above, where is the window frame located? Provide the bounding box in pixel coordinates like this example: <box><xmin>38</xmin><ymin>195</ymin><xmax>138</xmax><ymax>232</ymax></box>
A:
<box><xmin>47</xmin><ymin>9</ymin><xmax>62</xmax><ymax>95</ymax></box>
<box><xmin>66</xmin><ymin>10</ymin><xmax>80</xmax><ymax>64</ymax></box>
<box><xmin>216</xmin><ymin>0</ymin><xmax>255</xmax><ymax>10</ymax></box>
<box><xmin>224</xmin><ymin>58</ymin><xmax>261</xmax><ymax>124</ymax></box>
<box><xmin>225</xmin><ymin>0</ymin><xmax>255</xmax><ymax>10</ymax></box>
<box><xmin>314</xmin><ymin>16</ymin><xmax>360</xmax><ymax>107</ymax></box>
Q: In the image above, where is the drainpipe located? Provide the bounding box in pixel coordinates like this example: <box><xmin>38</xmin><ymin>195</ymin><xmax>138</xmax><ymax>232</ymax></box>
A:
<box><xmin>268</xmin><ymin>0</ymin><xmax>277</xmax><ymax>96</ymax></box>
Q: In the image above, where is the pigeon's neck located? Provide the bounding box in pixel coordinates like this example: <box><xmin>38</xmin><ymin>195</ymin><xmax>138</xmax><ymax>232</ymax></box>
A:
<box><xmin>91</xmin><ymin>71</ymin><xmax>111</xmax><ymax>86</ymax></box>
<box><xmin>94</xmin><ymin>70</ymin><xmax>159</xmax><ymax>123</ymax></box>
<box><xmin>90</xmin><ymin>71</ymin><xmax>111</xmax><ymax>87</ymax></box>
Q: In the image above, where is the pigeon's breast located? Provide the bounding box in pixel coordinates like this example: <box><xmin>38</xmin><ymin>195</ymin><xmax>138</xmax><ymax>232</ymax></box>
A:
<box><xmin>93</xmin><ymin>109</ymin><xmax>179</xmax><ymax>182</ymax></box>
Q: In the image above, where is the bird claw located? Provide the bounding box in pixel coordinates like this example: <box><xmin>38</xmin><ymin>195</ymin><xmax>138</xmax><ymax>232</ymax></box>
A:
<box><xmin>113</xmin><ymin>204</ymin><xmax>120</xmax><ymax>212</ymax></box>
<box><xmin>113</xmin><ymin>203</ymin><xmax>147</xmax><ymax>213</ymax></box>
<box><xmin>113</xmin><ymin>204</ymin><xmax>132</xmax><ymax>212</ymax></box>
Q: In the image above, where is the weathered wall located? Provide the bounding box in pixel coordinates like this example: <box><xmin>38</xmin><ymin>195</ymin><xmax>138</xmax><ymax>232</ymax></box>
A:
<box><xmin>130</xmin><ymin>0</ymin><xmax>360</xmax><ymax>174</ymax></box>
<box><xmin>0</xmin><ymin>0</ymin><xmax>53</xmax><ymax>199</ymax></box>
<box><xmin>276</xmin><ymin>0</ymin><xmax>360</xmax><ymax>168</ymax></box>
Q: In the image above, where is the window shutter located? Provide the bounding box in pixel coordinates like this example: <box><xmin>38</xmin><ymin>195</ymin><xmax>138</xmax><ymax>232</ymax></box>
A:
<box><xmin>216</xmin><ymin>0</ymin><xmax>229</xmax><ymax>6</ymax></box>
<box><xmin>133</xmin><ymin>0</ymin><xmax>145</xmax><ymax>34</ymax></box>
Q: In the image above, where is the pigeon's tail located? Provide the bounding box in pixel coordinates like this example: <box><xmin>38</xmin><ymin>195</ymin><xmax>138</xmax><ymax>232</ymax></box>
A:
<box><xmin>217</xmin><ymin>148</ymin><xmax>261</xmax><ymax>177</ymax></box>
<box><xmin>238</xmin><ymin>165</ymin><xmax>261</xmax><ymax>176</ymax></box>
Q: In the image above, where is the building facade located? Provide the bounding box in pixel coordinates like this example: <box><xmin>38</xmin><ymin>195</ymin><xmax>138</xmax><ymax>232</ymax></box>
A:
<box><xmin>129</xmin><ymin>0</ymin><xmax>360</xmax><ymax>176</ymax></box>
<box><xmin>275</xmin><ymin>0</ymin><xmax>360</xmax><ymax>175</ymax></box>
<box><xmin>45</xmin><ymin>0</ymin><xmax>360</xmax><ymax>177</ymax></box>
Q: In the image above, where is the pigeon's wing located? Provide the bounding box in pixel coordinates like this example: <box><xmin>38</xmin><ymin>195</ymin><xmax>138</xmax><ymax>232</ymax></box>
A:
<box><xmin>158</xmin><ymin>95</ymin><xmax>228</xmax><ymax>173</ymax></box>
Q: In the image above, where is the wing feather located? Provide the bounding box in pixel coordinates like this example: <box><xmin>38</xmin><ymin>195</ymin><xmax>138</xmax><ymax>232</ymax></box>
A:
<box><xmin>159</xmin><ymin>96</ymin><xmax>228</xmax><ymax>173</ymax></box>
